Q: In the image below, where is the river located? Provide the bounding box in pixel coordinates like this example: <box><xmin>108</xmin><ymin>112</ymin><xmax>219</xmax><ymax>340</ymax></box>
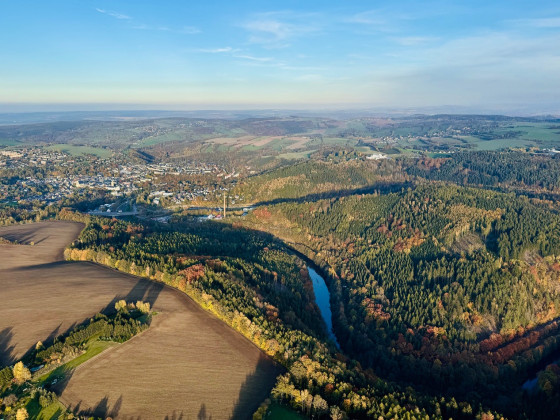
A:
<box><xmin>522</xmin><ymin>358</ymin><xmax>560</xmax><ymax>392</ymax></box>
<box><xmin>308</xmin><ymin>267</ymin><xmax>341</xmax><ymax>349</ymax></box>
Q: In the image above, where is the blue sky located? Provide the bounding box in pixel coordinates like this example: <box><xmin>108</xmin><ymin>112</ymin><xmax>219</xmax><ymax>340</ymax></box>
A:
<box><xmin>1</xmin><ymin>0</ymin><xmax>559</xmax><ymax>112</ymax></box>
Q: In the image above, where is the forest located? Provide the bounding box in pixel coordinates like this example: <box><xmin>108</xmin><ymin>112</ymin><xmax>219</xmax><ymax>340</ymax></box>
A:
<box><xmin>406</xmin><ymin>151</ymin><xmax>560</xmax><ymax>194</ymax></box>
<box><xmin>61</xmin><ymin>213</ymin><xmax>503</xmax><ymax>419</ymax></box>
<box><xmin>235</xmin><ymin>182</ymin><xmax>560</xmax><ymax>418</ymax></box>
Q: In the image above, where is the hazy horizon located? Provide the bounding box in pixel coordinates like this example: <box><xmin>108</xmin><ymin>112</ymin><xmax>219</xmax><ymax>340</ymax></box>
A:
<box><xmin>1</xmin><ymin>1</ymin><xmax>559</xmax><ymax>113</ymax></box>
<box><xmin>0</xmin><ymin>103</ymin><xmax>559</xmax><ymax>118</ymax></box>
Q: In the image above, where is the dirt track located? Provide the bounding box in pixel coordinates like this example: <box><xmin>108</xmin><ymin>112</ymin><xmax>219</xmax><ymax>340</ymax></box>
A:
<box><xmin>0</xmin><ymin>221</ymin><xmax>282</xmax><ymax>419</ymax></box>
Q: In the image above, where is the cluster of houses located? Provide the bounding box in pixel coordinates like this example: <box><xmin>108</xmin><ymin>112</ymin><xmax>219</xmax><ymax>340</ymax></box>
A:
<box><xmin>0</xmin><ymin>146</ymin><xmax>239</xmax><ymax>207</ymax></box>
<box><xmin>0</xmin><ymin>148</ymin><xmax>67</xmax><ymax>168</ymax></box>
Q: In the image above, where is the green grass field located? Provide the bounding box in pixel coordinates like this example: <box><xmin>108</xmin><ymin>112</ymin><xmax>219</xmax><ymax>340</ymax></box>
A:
<box><xmin>25</xmin><ymin>397</ymin><xmax>66</xmax><ymax>420</ymax></box>
<box><xmin>37</xmin><ymin>340</ymin><xmax>118</xmax><ymax>386</ymax></box>
<box><xmin>136</xmin><ymin>131</ymin><xmax>187</xmax><ymax>147</ymax></box>
<box><xmin>474</xmin><ymin>138</ymin><xmax>539</xmax><ymax>151</ymax></box>
<box><xmin>277</xmin><ymin>150</ymin><xmax>313</xmax><ymax>160</ymax></box>
<box><xmin>266</xmin><ymin>403</ymin><xmax>307</xmax><ymax>420</ymax></box>
<box><xmin>513</xmin><ymin>122</ymin><xmax>560</xmax><ymax>142</ymax></box>
<box><xmin>0</xmin><ymin>138</ymin><xmax>20</xmax><ymax>146</ymax></box>
<box><xmin>240</xmin><ymin>144</ymin><xmax>260</xmax><ymax>152</ymax></box>
<box><xmin>268</xmin><ymin>137</ymin><xmax>301</xmax><ymax>151</ymax></box>
<box><xmin>453</xmin><ymin>123</ymin><xmax>559</xmax><ymax>151</ymax></box>
<box><xmin>321</xmin><ymin>137</ymin><xmax>357</xmax><ymax>147</ymax></box>
<box><xmin>46</xmin><ymin>144</ymin><xmax>112</xmax><ymax>158</ymax></box>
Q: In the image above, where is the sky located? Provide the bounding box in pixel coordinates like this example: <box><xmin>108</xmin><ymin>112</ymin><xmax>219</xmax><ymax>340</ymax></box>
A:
<box><xmin>1</xmin><ymin>0</ymin><xmax>559</xmax><ymax>113</ymax></box>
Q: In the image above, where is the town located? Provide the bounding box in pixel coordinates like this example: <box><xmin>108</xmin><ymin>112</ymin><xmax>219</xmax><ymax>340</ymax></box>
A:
<box><xmin>0</xmin><ymin>147</ymin><xmax>237</xmax><ymax>207</ymax></box>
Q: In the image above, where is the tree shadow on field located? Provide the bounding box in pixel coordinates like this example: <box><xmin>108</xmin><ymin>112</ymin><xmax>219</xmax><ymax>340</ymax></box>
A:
<box><xmin>164</xmin><ymin>410</ymin><xmax>185</xmax><ymax>420</ymax></box>
<box><xmin>0</xmin><ymin>327</ymin><xmax>16</xmax><ymax>367</ymax></box>
<box><xmin>197</xmin><ymin>404</ymin><xmax>211</xmax><ymax>420</ymax></box>
<box><xmin>20</xmin><ymin>322</ymin><xmax>78</xmax><ymax>363</ymax></box>
<box><xmin>0</xmin><ymin>222</ymin><xmax>60</xmax><ymax>246</ymax></box>
<box><xmin>70</xmin><ymin>394</ymin><xmax>123</xmax><ymax>418</ymax></box>
<box><xmin>13</xmin><ymin>260</ymin><xmax>78</xmax><ymax>272</ymax></box>
<box><xmin>44</xmin><ymin>323</ymin><xmax>63</xmax><ymax>344</ymax></box>
<box><xmin>99</xmin><ymin>279</ymin><xmax>163</xmax><ymax>316</ymax></box>
<box><xmin>230</xmin><ymin>354</ymin><xmax>285</xmax><ymax>420</ymax></box>
<box><xmin>32</xmin><ymin>235</ymin><xmax>50</xmax><ymax>245</ymax></box>
<box><xmin>0</xmin><ymin>230</ymin><xmax>41</xmax><ymax>245</ymax></box>
<box><xmin>50</xmin><ymin>367</ymin><xmax>75</xmax><ymax>395</ymax></box>
<box><xmin>16</xmin><ymin>261</ymin><xmax>164</xmax><ymax>314</ymax></box>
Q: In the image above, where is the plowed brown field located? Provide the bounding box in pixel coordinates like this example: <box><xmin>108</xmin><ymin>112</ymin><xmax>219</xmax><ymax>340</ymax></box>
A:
<box><xmin>0</xmin><ymin>221</ymin><xmax>282</xmax><ymax>419</ymax></box>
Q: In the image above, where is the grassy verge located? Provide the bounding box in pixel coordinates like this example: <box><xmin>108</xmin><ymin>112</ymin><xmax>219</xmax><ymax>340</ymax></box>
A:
<box><xmin>266</xmin><ymin>403</ymin><xmax>307</xmax><ymax>420</ymax></box>
<box><xmin>36</xmin><ymin>339</ymin><xmax>119</xmax><ymax>386</ymax></box>
<box><xmin>25</xmin><ymin>397</ymin><xmax>66</xmax><ymax>420</ymax></box>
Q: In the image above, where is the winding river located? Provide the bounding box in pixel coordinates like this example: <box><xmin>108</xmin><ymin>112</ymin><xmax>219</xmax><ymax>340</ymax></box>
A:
<box><xmin>522</xmin><ymin>357</ymin><xmax>560</xmax><ymax>392</ymax></box>
<box><xmin>308</xmin><ymin>267</ymin><xmax>341</xmax><ymax>349</ymax></box>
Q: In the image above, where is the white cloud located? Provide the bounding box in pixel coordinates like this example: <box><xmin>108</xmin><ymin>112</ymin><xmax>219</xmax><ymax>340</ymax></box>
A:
<box><xmin>346</xmin><ymin>10</ymin><xmax>387</xmax><ymax>26</ymax></box>
<box><xmin>241</xmin><ymin>11</ymin><xmax>322</xmax><ymax>47</ymax></box>
<box><xmin>95</xmin><ymin>8</ymin><xmax>131</xmax><ymax>20</ymax></box>
<box><xmin>392</xmin><ymin>36</ymin><xmax>439</xmax><ymax>46</ymax></box>
<box><xmin>344</xmin><ymin>8</ymin><xmax>416</xmax><ymax>33</ymax></box>
<box><xmin>244</xmin><ymin>19</ymin><xmax>294</xmax><ymax>40</ymax></box>
<box><xmin>196</xmin><ymin>47</ymin><xmax>235</xmax><ymax>54</ymax></box>
<box><xmin>96</xmin><ymin>7</ymin><xmax>199</xmax><ymax>34</ymax></box>
<box><xmin>356</xmin><ymin>30</ymin><xmax>560</xmax><ymax>108</ymax></box>
<box><xmin>511</xmin><ymin>17</ymin><xmax>560</xmax><ymax>28</ymax></box>
<box><xmin>132</xmin><ymin>24</ymin><xmax>200</xmax><ymax>34</ymax></box>
<box><xmin>420</xmin><ymin>32</ymin><xmax>560</xmax><ymax>68</ymax></box>
<box><xmin>233</xmin><ymin>54</ymin><xmax>274</xmax><ymax>62</ymax></box>
<box><xmin>178</xmin><ymin>26</ymin><xmax>201</xmax><ymax>34</ymax></box>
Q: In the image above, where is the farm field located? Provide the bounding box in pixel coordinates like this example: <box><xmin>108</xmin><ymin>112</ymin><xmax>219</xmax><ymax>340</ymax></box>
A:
<box><xmin>0</xmin><ymin>221</ymin><xmax>282</xmax><ymax>419</ymax></box>
<box><xmin>0</xmin><ymin>138</ymin><xmax>20</xmax><ymax>146</ymax></box>
<box><xmin>204</xmin><ymin>135</ymin><xmax>312</xmax><ymax>152</ymax></box>
<box><xmin>46</xmin><ymin>144</ymin><xmax>113</xmax><ymax>158</ymax></box>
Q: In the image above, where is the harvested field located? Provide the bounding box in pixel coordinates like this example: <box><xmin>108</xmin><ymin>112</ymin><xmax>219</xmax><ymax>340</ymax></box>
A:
<box><xmin>0</xmin><ymin>221</ymin><xmax>283</xmax><ymax>419</ymax></box>
<box><xmin>284</xmin><ymin>137</ymin><xmax>310</xmax><ymax>150</ymax></box>
<box><xmin>206</xmin><ymin>136</ymin><xmax>284</xmax><ymax>149</ymax></box>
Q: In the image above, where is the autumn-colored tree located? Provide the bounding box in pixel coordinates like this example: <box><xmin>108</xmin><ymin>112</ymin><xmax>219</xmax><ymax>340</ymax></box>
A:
<box><xmin>12</xmin><ymin>361</ymin><xmax>31</xmax><ymax>384</ymax></box>
<box><xmin>330</xmin><ymin>406</ymin><xmax>344</xmax><ymax>420</ymax></box>
<box><xmin>2</xmin><ymin>393</ymin><xmax>17</xmax><ymax>407</ymax></box>
<box><xmin>115</xmin><ymin>299</ymin><xmax>127</xmax><ymax>312</ymax></box>
<box><xmin>16</xmin><ymin>407</ymin><xmax>29</xmax><ymax>420</ymax></box>
<box><xmin>312</xmin><ymin>394</ymin><xmax>328</xmax><ymax>415</ymax></box>
<box><xmin>136</xmin><ymin>300</ymin><xmax>151</xmax><ymax>314</ymax></box>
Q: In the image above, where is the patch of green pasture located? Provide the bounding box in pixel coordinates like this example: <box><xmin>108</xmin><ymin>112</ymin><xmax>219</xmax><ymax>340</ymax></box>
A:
<box><xmin>457</xmin><ymin>135</ymin><xmax>481</xmax><ymax>143</ymax></box>
<box><xmin>240</xmin><ymin>144</ymin><xmax>260</xmax><ymax>152</ymax></box>
<box><xmin>513</xmin><ymin>123</ymin><xmax>560</xmax><ymax>143</ymax></box>
<box><xmin>277</xmin><ymin>150</ymin><xmax>313</xmax><ymax>160</ymax></box>
<box><xmin>475</xmin><ymin>138</ymin><xmax>538</xmax><ymax>151</ymax></box>
<box><xmin>26</xmin><ymin>397</ymin><xmax>66</xmax><ymax>420</ymax></box>
<box><xmin>137</xmin><ymin>131</ymin><xmax>186</xmax><ymax>147</ymax></box>
<box><xmin>46</xmin><ymin>144</ymin><xmax>112</xmax><ymax>158</ymax></box>
<box><xmin>321</xmin><ymin>137</ymin><xmax>358</xmax><ymax>147</ymax></box>
<box><xmin>267</xmin><ymin>137</ymin><xmax>300</xmax><ymax>151</ymax></box>
<box><xmin>355</xmin><ymin>145</ymin><xmax>376</xmax><ymax>153</ymax></box>
<box><xmin>0</xmin><ymin>138</ymin><xmax>20</xmax><ymax>146</ymax></box>
<box><xmin>266</xmin><ymin>403</ymin><xmax>307</xmax><ymax>420</ymax></box>
<box><xmin>36</xmin><ymin>340</ymin><xmax>118</xmax><ymax>385</ymax></box>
